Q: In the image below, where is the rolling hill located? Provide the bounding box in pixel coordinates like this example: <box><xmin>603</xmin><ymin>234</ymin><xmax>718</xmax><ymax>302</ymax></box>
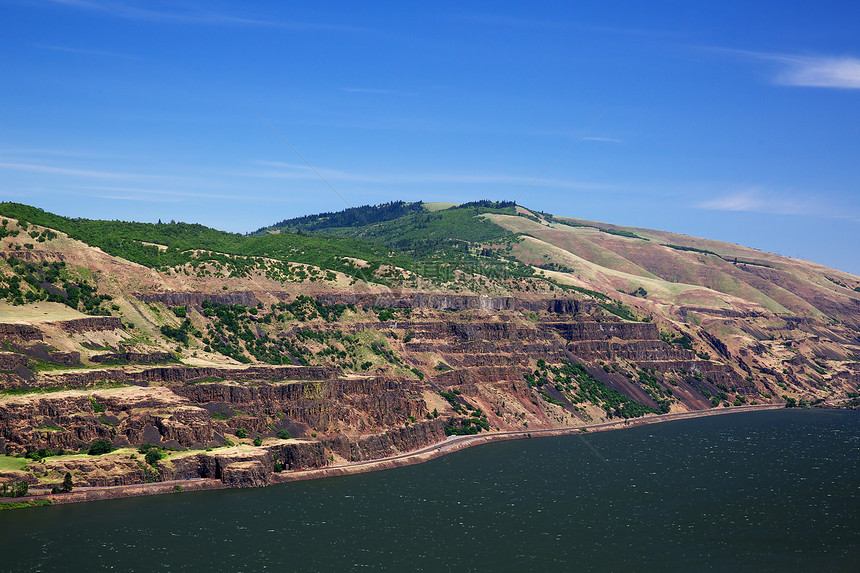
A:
<box><xmin>0</xmin><ymin>200</ymin><xmax>858</xmax><ymax>497</ymax></box>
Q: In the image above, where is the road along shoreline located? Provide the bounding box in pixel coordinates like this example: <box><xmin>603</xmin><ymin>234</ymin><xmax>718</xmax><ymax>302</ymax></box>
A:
<box><xmin>1</xmin><ymin>404</ymin><xmax>783</xmax><ymax>508</ymax></box>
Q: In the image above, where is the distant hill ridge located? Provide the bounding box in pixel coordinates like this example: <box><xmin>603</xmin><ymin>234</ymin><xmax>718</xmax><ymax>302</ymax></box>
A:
<box><xmin>253</xmin><ymin>200</ymin><xmax>425</xmax><ymax>235</ymax></box>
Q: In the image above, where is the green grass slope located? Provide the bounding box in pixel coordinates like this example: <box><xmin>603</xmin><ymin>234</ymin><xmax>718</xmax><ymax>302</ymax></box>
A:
<box><xmin>0</xmin><ymin>203</ymin><xmax>413</xmax><ymax>283</ymax></box>
<box><xmin>4</xmin><ymin>200</ymin><xmax>859</xmax><ymax>328</ymax></box>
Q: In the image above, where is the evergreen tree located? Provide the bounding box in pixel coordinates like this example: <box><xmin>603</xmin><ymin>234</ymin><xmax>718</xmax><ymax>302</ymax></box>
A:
<box><xmin>62</xmin><ymin>472</ymin><xmax>73</xmax><ymax>493</ymax></box>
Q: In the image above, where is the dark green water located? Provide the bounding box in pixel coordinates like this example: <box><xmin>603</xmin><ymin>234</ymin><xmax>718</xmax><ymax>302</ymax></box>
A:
<box><xmin>2</xmin><ymin>409</ymin><xmax>859</xmax><ymax>572</ymax></box>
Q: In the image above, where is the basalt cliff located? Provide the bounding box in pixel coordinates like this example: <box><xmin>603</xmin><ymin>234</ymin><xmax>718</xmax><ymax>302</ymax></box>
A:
<box><xmin>0</xmin><ymin>200</ymin><xmax>858</xmax><ymax>496</ymax></box>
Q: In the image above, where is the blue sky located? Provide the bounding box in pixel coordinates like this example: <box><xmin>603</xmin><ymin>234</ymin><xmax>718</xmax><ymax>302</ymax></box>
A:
<box><xmin>1</xmin><ymin>1</ymin><xmax>859</xmax><ymax>273</ymax></box>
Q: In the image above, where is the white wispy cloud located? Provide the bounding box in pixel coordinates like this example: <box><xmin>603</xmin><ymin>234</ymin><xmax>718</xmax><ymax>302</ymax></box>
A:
<box><xmin>0</xmin><ymin>161</ymin><xmax>180</xmax><ymax>181</ymax></box>
<box><xmin>582</xmin><ymin>136</ymin><xmax>623</xmax><ymax>144</ymax></box>
<box><xmin>34</xmin><ymin>0</ymin><xmax>365</xmax><ymax>31</ymax></box>
<box><xmin>0</xmin><ymin>158</ymin><xmax>308</xmax><ymax>204</ymax></box>
<box><xmin>717</xmin><ymin>48</ymin><xmax>860</xmax><ymax>89</ymax></box>
<box><xmin>75</xmin><ymin>185</ymin><xmax>293</xmax><ymax>203</ymax></box>
<box><xmin>32</xmin><ymin>43</ymin><xmax>139</xmax><ymax>59</ymax></box>
<box><xmin>698</xmin><ymin>186</ymin><xmax>859</xmax><ymax>220</ymax></box>
<box><xmin>0</xmin><ymin>154</ymin><xmax>621</xmax><ymax>210</ymax></box>
<box><xmin>282</xmin><ymin>114</ymin><xmax>611</xmax><ymax>140</ymax></box>
<box><xmin>454</xmin><ymin>12</ymin><xmax>677</xmax><ymax>39</ymax></box>
<box><xmin>93</xmin><ymin>193</ymin><xmax>182</xmax><ymax>203</ymax></box>
<box><xmin>774</xmin><ymin>55</ymin><xmax>860</xmax><ymax>89</ymax></box>
<box><xmin>245</xmin><ymin>160</ymin><xmax>620</xmax><ymax>191</ymax></box>
<box><xmin>0</xmin><ymin>147</ymin><xmax>109</xmax><ymax>158</ymax></box>
<box><xmin>340</xmin><ymin>87</ymin><xmax>415</xmax><ymax>96</ymax></box>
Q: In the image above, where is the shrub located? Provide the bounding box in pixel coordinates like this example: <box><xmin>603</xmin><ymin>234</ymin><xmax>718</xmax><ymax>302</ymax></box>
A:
<box><xmin>235</xmin><ymin>428</ymin><xmax>247</xmax><ymax>439</ymax></box>
<box><xmin>1</xmin><ymin>481</ymin><xmax>29</xmax><ymax>498</ymax></box>
<box><xmin>87</xmin><ymin>439</ymin><xmax>114</xmax><ymax>456</ymax></box>
<box><xmin>26</xmin><ymin>448</ymin><xmax>59</xmax><ymax>462</ymax></box>
<box><xmin>145</xmin><ymin>448</ymin><xmax>162</xmax><ymax>466</ymax></box>
<box><xmin>14</xmin><ymin>481</ymin><xmax>28</xmax><ymax>497</ymax></box>
<box><xmin>253</xmin><ymin>436</ymin><xmax>263</xmax><ymax>446</ymax></box>
<box><xmin>160</xmin><ymin>323</ymin><xmax>190</xmax><ymax>345</ymax></box>
<box><xmin>277</xmin><ymin>428</ymin><xmax>291</xmax><ymax>440</ymax></box>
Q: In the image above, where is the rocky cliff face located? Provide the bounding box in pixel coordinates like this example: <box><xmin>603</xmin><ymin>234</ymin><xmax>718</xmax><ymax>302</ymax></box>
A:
<box><xmin>323</xmin><ymin>420</ymin><xmax>446</xmax><ymax>461</ymax></box>
<box><xmin>46</xmin><ymin>317</ymin><xmax>122</xmax><ymax>333</ymax></box>
<box><xmin>135</xmin><ymin>290</ymin><xmax>261</xmax><ymax>309</ymax></box>
<box><xmin>2</xmin><ymin>206</ymin><xmax>858</xmax><ymax>496</ymax></box>
<box><xmin>173</xmin><ymin>376</ymin><xmax>427</xmax><ymax>435</ymax></box>
<box><xmin>0</xmin><ymin>323</ymin><xmax>43</xmax><ymax>341</ymax></box>
<box><xmin>317</xmin><ymin>292</ymin><xmax>596</xmax><ymax>314</ymax></box>
<box><xmin>90</xmin><ymin>351</ymin><xmax>175</xmax><ymax>364</ymax></box>
<box><xmin>33</xmin><ymin>364</ymin><xmax>338</xmax><ymax>389</ymax></box>
<box><xmin>15</xmin><ymin>423</ymin><xmax>447</xmax><ymax>488</ymax></box>
<box><xmin>2</xmin><ymin>284</ymin><xmax>858</xmax><ymax>493</ymax></box>
<box><xmin>0</xmin><ymin>373</ymin><xmax>429</xmax><ymax>456</ymax></box>
<box><xmin>0</xmin><ymin>352</ymin><xmax>28</xmax><ymax>370</ymax></box>
<box><xmin>0</xmin><ymin>388</ymin><xmax>222</xmax><ymax>455</ymax></box>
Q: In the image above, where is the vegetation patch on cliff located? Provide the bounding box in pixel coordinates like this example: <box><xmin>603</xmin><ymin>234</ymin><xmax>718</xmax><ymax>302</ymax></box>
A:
<box><xmin>0</xmin><ymin>258</ymin><xmax>113</xmax><ymax>315</ymax></box>
<box><xmin>527</xmin><ymin>360</ymin><xmax>660</xmax><ymax>419</ymax></box>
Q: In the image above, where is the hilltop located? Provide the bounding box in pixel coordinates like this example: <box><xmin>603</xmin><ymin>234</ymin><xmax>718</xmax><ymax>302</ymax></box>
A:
<box><xmin>0</xmin><ymin>200</ymin><xmax>858</xmax><ymax>501</ymax></box>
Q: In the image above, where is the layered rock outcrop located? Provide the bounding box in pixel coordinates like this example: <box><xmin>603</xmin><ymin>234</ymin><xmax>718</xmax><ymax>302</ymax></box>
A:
<box><xmin>316</xmin><ymin>292</ymin><xmax>595</xmax><ymax>314</ymax></box>
<box><xmin>34</xmin><ymin>364</ymin><xmax>337</xmax><ymax>389</ymax></box>
<box><xmin>45</xmin><ymin>317</ymin><xmax>122</xmax><ymax>333</ymax></box>
<box><xmin>135</xmin><ymin>290</ymin><xmax>260</xmax><ymax>309</ymax></box>
<box><xmin>90</xmin><ymin>351</ymin><xmax>175</xmax><ymax>364</ymax></box>
<box><xmin>4</xmin><ymin>289</ymin><xmax>839</xmax><ymax>494</ymax></box>
<box><xmin>0</xmin><ymin>323</ymin><xmax>43</xmax><ymax>341</ymax></box>
<box><xmin>0</xmin><ymin>352</ymin><xmax>28</xmax><ymax>371</ymax></box>
<box><xmin>323</xmin><ymin>420</ymin><xmax>446</xmax><ymax>461</ymax></box>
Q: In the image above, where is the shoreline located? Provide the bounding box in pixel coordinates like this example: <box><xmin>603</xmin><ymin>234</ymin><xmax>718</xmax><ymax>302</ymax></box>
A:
<box><xmin>1</xmin><ymin>404</ymin><xmax>783</xmax><ymax>508</ymax></box>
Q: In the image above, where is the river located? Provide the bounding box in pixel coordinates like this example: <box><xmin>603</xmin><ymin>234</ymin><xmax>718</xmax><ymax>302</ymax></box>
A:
<box><xmin>2</xmin><ymin>409</ymin><xmax>858</xmax><ymax>571</ymax></box>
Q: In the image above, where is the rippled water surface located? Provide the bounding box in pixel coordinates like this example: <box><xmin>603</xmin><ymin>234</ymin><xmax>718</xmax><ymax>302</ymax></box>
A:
<box><xmin>2</xmin><ymin>409</ymin><xmax>859</xmax><ymax>572</ymax></box>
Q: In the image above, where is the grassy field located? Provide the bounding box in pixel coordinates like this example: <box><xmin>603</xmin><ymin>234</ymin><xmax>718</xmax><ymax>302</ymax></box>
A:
<box><xmin>0</xmin><ymin>301</ymin><xmax>87</xmax><ymax>323</ymax></box>
<box><xmin>423</xmin><ymin>202</ymin><xmax>459</xmax><ymax>212</ymax></box>
<box><xmin>0</xmin><ymin>455</ymin><xmax>28</xmax><ymax>472</ymax></box>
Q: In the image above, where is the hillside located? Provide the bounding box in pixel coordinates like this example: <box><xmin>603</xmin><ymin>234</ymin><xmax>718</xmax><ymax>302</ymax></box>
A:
<box><xmin>0</xmin><ymin>201</ymin><xmax>858</xmax><ymax>498</ymax></box>
<box><xmin>253</xmin><ymin>200</ymin><xmax>426</xmax><ymax>235</ymax></box>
